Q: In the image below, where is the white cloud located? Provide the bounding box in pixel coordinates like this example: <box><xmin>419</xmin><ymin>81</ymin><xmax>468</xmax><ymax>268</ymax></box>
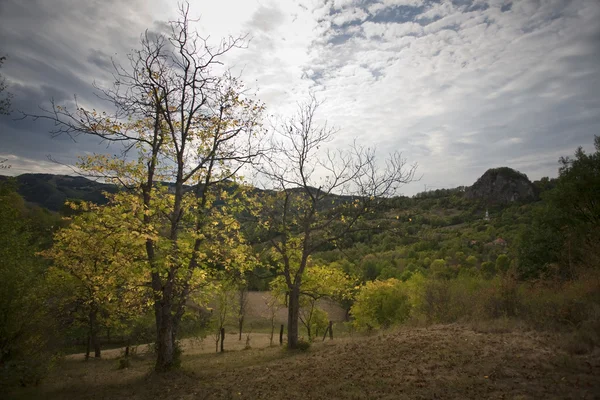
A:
<box><xmin>331</xmin><ymin>8</ymin><xmax>369</xmax><ymax>26</ymax></box>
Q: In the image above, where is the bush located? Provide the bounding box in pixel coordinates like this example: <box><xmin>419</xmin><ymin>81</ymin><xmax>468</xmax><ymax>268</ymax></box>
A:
<box><xmin>294</xmin><ymin>340</ymin><xmax>311</xmax><ymax>351</ymax></box>
<box><xmin>480</xmin><ymin>261</ymin><xmax>496</xmax><ymax>279</ymax></box>
<box><xmin>117</xmin><ymin>357</ymin><xmax>131</xmax><ymax>369</ymax></box>
<box><xmin>310</xmin><ymin>308</ymin><xmax>330</xmax><ymax>341</ymax></box>
<box><xmin>521</xmin><ymin>278</ymin><xmax>597</xmax><ymax>330</ymax></box>
<box><xmin>352</xmin><ymin>266</ymin><xmax>600</xmax><ymax>338</ymax></box>
<box><xmin>351</xmin><ymin>279</ymin><xmax>412</xmax><ymax>330</ymax></box>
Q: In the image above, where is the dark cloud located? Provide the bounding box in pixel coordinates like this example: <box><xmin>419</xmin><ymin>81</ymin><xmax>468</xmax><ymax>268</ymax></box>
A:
<box><xmin>87</xmin><ymin>50</ymin><xmax>114</xmax><ymax>71</ymax></box>
<box><xmin>0</xmin><ymin>0</ymin><xmax>157</xmax><ymax>174</ymax></box>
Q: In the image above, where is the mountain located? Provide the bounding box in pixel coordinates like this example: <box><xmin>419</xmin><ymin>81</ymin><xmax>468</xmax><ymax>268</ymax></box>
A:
<box><xmin>2</xmin><ymin>167</ymin><xmax>539</xmax><ymax>212</ymax></box>
<box><xmin>465</xmin><ymin>167</ymin><xmax>537</xmax><ymax>204</ymax></box>
<box><xmin>0</xmin><ymin>174</ymin><xmax>117</xmax><ymax>211</ymax></box>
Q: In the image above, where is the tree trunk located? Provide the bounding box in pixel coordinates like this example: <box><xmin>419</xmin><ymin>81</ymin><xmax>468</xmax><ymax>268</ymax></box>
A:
<box><xmin>220</xmin><ymin>328</ymin><xmax>225</xmax><ymax>353</ymax></box>
<box><xmin>279</xmin><ymin>324</ymin><xmax>284</xmax><ymax>345</ymax></box>
<box><xmin>238</xmin><ymin>316</ymin><xmax>244</xmax><ymax>341</ymax></box>
<box><xmin>85</xmin><ymin>334</ymin><xmax>91</xmax><ymax>361</ymax></box>
<box><xmin>89</xmin><ymin>309</ymin><xmax>101</xmax><ymax>358</ymax></box>
<box><xmin>287</xmin><ymin>285</ymin><xmax>300</xmax><ymax>349</ymax></box>
<box><xmin>154</xmin><ymin>298</ymin><xmax>175</xmax><ymax>372</ymax></box>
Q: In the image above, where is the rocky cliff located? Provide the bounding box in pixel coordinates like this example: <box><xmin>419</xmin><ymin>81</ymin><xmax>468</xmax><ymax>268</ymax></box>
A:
<box><xmin>465</xmin><ymin>167</ymin><xmax>537</xmax><ymax>204</ymax></box>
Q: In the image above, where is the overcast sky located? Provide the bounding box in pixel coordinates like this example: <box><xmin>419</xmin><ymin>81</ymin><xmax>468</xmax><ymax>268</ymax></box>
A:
<box><xmin>0</xmin><ymin>0</ymin><xmax>598</xmax><ymax>195</ymax></box>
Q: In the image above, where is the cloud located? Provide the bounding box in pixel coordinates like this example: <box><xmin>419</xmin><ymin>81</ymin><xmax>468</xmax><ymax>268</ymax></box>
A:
<box><xmin>0</xmin><ymin>0</ymin><xmax>599</xmax><ymax>195</ymax></box>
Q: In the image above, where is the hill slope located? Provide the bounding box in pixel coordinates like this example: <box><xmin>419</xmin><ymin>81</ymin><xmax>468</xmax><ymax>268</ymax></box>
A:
<box><xmin>11</xmin><ymin>325</ymin><xmax>600</xmax><ymax>399</ymax></box>
<box><xmin>0</xmin><ymin>174</ymin><xmax>116</xmax><ymax>211</ymax></box>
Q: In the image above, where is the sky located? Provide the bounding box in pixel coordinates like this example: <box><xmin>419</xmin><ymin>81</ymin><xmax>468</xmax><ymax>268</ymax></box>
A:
<box><xmin>0</xmin><ymin>0</ymin><xmax>599</xmax><ymax>196</ymax></box>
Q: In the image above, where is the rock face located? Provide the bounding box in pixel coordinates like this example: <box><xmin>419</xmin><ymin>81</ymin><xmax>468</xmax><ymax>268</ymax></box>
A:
<box><xmin>465</xmin><ymin>167</ymin><xmax>537</xmax><ymax>204</ymax></box>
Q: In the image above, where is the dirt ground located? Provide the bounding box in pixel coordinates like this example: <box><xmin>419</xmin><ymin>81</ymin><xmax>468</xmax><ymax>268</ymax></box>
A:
<box><xmin>11</xmin><ymin>324</ymin><xmax>600</xmax><ymax>400</ymax></box>
<box><xmin>66</xmin><ymin>332</ymin><xmax>280</xmax><ymax>361</ymax></box>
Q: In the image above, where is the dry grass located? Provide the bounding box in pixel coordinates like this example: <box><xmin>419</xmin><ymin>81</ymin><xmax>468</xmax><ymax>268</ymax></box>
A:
<box><xmin>243</xmin><ymin>291</ymin><xmax>347</xmax><ymax>325</ymax></box>
<box><xmin>10</xmin><ymin>324</ymin><xmax>600</xmax><ymax>400</ymax></box>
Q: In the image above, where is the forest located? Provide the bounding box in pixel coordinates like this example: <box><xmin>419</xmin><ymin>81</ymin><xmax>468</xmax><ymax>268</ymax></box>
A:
<box><xmin>1</xmin><ymin>5</ymin><xmax>599</xmax><ymax>399</ymax></box>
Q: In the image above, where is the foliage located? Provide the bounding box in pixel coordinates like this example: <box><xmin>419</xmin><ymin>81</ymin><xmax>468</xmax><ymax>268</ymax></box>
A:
<box><xmin>41</xmin><ymin>200</ymin><xmax>149</xmax><ymax>358</ymax></box>
<box><xmin>208</xmin><ymin>282</ymin><xmax>237</xmax><ymax>353</ymax></box>
<box><xmin>517</xmin><ymin>136</ymin><xmax>600</xmax><ymax>279</ymax></box>
<box><xmin>270</xmin><ymin>264</ymin><xmax>355</xmax><ymax>340</ymax></box>
<box><xmin>0</xmin><ymin>181</ymin><xmax>58</xmax><ymax>387</ymax></box>
<box><xmin>351</xmin><ymin>279</ymin><xmax>412</xmax><ymax>330</ymax></box>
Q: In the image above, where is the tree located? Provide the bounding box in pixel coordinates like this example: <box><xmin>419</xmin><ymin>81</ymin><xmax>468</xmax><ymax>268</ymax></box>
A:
<box><xmin>237</xmin><ymin>282</ymin><xmax>249</xmax><ymax>341</ymax></box>
<box><xmin>270</xmin><ymin>264</ymin><xmax>354</xmax><ymax>341</ymax></box>
<box><xmin>517</xmin><ymin>136</ymin><xmax>600</xmax><ymax>279</ymax></box>
<box><xmin>254</xmin><ymin>96</ymin><xmax>416</xmax><ymax>348</ymax></box>
<box><xmin>495</xmin><ymin>254</ymin><xmax>510</xmax><ymax>274</ymax></box>
<box><xmin>31</xmin><ymin>4</ymin><xmax>264</xmax><ymax>371</ymax></box>
<box><xmin>0</xmin><ymin>181</ymin><xmax>57</xmax><ymax>387</ymax></box>
<box><xmin>41</xmin><ymin>200</ymin><xmax>148</xmax><ymax>359</ymax></box>
<box><xmin>554</xmin><ymin>136</ymin><xmax>600</xmax><ymax>227</ymax></box>
<box><xmin>552</xmin><ymin>136</ymin><xmax>600</xmax><ymax>270</ymax></box>
<box><xmin>209</xmin><ymin>283</ymin><xmax>236</xmax><ymax>353</ymax></box>
<box><xmin>262</xmin><ymin>294</ymin><xmax>283</xmax><ymax>346</ymax></box>
<box><xmin>0</xmin><ymin>55</ymin><xmax>12</xmax><ymax>115</ymax></box>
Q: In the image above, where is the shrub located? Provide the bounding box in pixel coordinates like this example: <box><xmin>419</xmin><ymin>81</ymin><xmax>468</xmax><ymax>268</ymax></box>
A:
<box><xmin>309</xmin><ymin>307</ymin><xmax>330</xmax><ymax>341</ymax></box>
<box><xmin>117</xmin><ymin>357</ymin><xmax>131</xmax><ymax>370</ymax></box>
<box><xmin>495</xmin><ymin>254</ymin><xmax>510</xmax><ymax>274</ymax></box>
<box><xmin>295</xmin><ymin>340</ymin><xmax>311</xmax><ymax>351</ymax></box>
<box><xmin>480</xmin><ymin>261</ymin><xmax>496</xmax><ymax>279</ymax></box>
<box><xmin>351</xmin><ymin>279</ymin><xmax>412</xmax><ymax>330</ymax></box>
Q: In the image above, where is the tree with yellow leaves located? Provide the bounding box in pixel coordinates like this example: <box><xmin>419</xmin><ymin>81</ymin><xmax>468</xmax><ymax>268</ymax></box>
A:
<box><xmin>270</xmin><ymin>264</ymin><xmax>355</xmax><ymax>341</ymax></box>
<box><xmin>42</xmin><ymin>200</ymin><xmax>148</xmax><ymax>359</ymax></box>
<box><xmin>30</xmin><ymin>3</ymin><xmax>265</xmax><ymax>371</ymax></box>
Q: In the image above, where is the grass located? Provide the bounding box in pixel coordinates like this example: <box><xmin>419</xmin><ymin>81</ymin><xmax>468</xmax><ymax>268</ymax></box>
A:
<box><xmin>9</xmin><ymin>323</ymin><xmax>600</xmax><ymax>400</ymax></box>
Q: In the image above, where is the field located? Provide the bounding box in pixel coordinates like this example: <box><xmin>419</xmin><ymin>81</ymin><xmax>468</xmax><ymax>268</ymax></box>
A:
<box><xmin>10</xmin><ymin>324</ymin><xmax>600</xmax><ymax>400</ymax></box>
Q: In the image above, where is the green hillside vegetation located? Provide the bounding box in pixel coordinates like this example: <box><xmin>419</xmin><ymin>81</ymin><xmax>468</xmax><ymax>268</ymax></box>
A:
<box><xmin>3</xmin><ymin>137</ymin><xmax>599</xmax><ymax>396</ymax></box>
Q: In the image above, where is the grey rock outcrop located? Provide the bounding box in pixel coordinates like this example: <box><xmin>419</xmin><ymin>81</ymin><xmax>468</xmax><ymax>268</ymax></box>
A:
<box><xmin>465</xmin><ymin>167</ymin><xmax>537</xmax><ymax>204</ymax></box>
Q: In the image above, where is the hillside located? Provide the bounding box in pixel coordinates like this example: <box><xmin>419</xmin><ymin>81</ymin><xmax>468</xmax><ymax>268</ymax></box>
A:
<box><xmin>0</xmin><ymin>167</ymin><xmax>538</xmax><ymax>212</ymax></box>
<box><xmin>0</xmin><ymin>170</ymin><xmax>544</xmax><ymax>287</ymax></box>
<box><xmin>0</xmin><ymin>174</ymin><xmax>116</xmax><ymax>211</ymax></box>
<box><xmin>11</xmin><ymin>324</ymin><xmax>600</xmax><ymax>399</ymax></box>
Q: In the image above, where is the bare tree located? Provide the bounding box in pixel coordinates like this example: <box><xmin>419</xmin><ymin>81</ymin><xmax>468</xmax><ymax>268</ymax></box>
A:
<box><xmin>263</xmin><ymin>294</ymin><xmax>283</xmax><ymax>346</ymax></box>
<box><xmin>212</xmin><ymin>286</ymin><xmax>235</xmax><ymax>353</ymax></box>
<box><xmin>27</xmin><ymin>3</ymin><xmax>264</xmax><ymax>371</ymax></box>
<box><xmin>255</xmin><ymin>96</ymin><xmax>417</xmax><ymax>349</ymax></box>
<box><xmin>237</xmin><ymin>284</ymin><xmax>249</xmax><ymax>341</ymax></box>
<box><xmin>0</xmin><ymin>55</ymin><xmax>12</xmax><ymax>115</ymax></box>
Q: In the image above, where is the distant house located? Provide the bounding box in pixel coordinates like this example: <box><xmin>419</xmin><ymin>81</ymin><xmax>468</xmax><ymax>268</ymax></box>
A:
<box><xmin>492</xmin><ymin>237</ymin><xmax>507</xmax><ymax>247</ymax></box>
